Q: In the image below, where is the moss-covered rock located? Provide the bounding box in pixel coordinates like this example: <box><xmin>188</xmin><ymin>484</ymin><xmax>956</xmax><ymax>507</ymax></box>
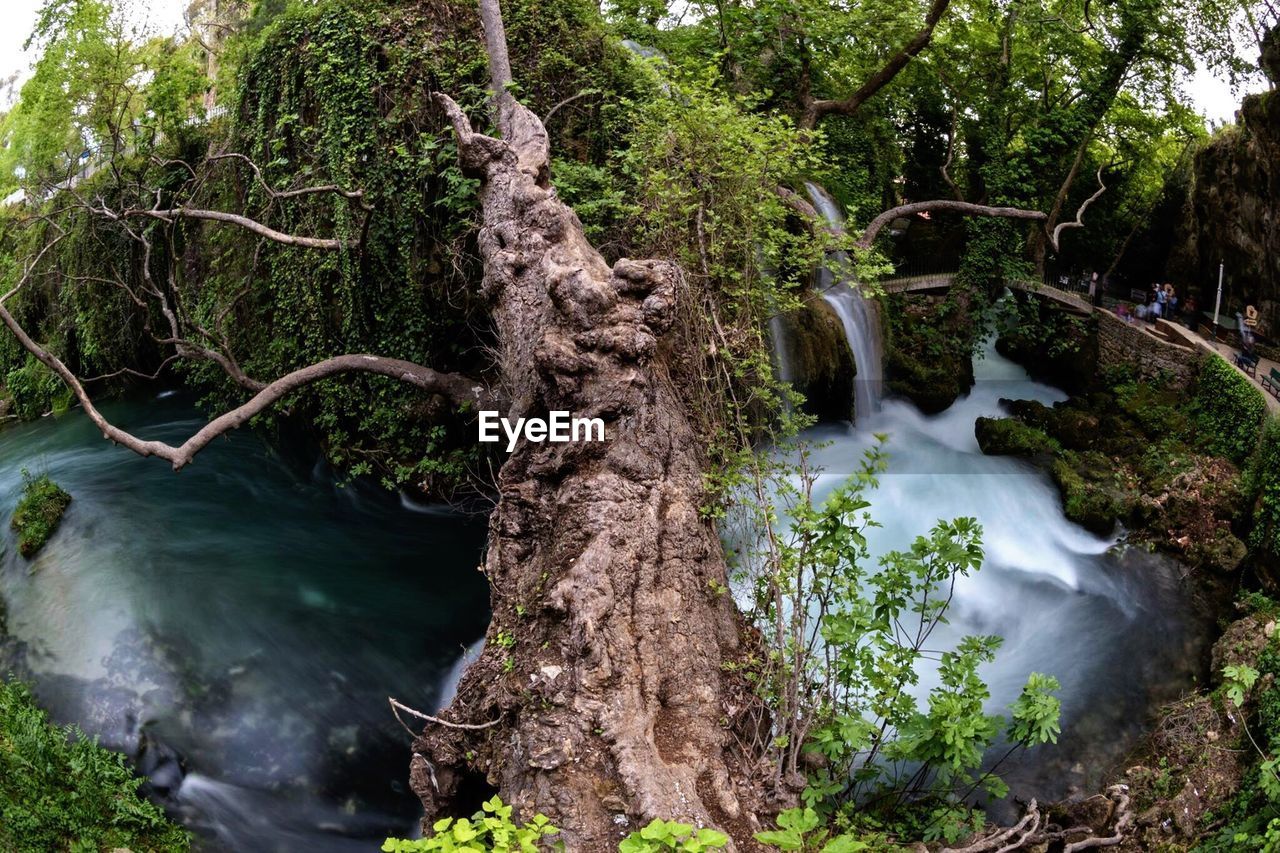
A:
<box><xmin>1050</xmin><ymin>454</ymin><xmax>1137</xmax><ymax>535</ymax></box>
<box><xmin>885</xmin><ymin>347</ymin><xmax>974</xmax><ymax>415</ymax></box>
<box><xmin>775</xmin><ymin>299</ymin><xmax>856</xmax><ymax>421</ymax></box>
<box><xmin>974</xmin><ymin>416</ymin><xmax>1059</xmax><ymax>461</ymax></box>
<box><xmin>1000</xmin><ymin>399</ymin><xmax>1099</xmax><ymax>450</ymax></box>
<box><xmin>10</xmin><ymin>473</ymin><xmax>71</xmax><ymax>558</ymax></box>
<box><xmin>882</xmin><ymin>293</ymin><xmax>975</xmax><ymax>414</ymax></box>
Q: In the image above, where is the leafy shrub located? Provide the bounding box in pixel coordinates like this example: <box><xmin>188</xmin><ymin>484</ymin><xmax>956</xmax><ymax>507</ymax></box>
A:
<box><xmin>10</xmin><ymin>470</ymin><xmax>71</xmax><ymax>558</ymax></box>
<box><xmin>753</xmin><ymin>807</ymin><xmax>868</xmax><ymax>852</ymax></box>
<box><xmin>619</xmin><ymin>818</ymin><xmax>728</xmax><ymax>851</ymax></box>
<box><xmin>384</xmin><ymin>809</ymin><xmax>732</xmax><ymax>852</ymax></box>
<box><xmin>734</xmin><ymin>444</ymin><xmax>1061</xmax><ymax>840</ymax></box>
<box><xmin>1246</xmin><ymin>417</ymin><xmax>1280</xmax><ymax>565</ymax></box>
<box><xmin>382</xmin><ymin>797</ymin><xmax>560</xmax><ymax>852</ymax></box>
<box><xmin>0</xmin><ymin>678</ymin><xmax>189</xmax><ymax>852</ymax></box>
<box><xmin>3</xmin><ymin>356</ymin><xmax>69</xmax><ymax>421</ymax></box>
<box><xmin>1190</xmin><ymin>354</ymin><xmax>1266</xmax><ymax>464</ymax></box>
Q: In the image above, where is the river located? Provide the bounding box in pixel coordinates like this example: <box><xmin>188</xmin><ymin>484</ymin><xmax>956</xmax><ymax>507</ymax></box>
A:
<box><xmin>0</xmin><ymin>352</ymin><xmax>1208</xmax><ymax>846</ymax></box>
<box><xmin>0</xmin><ymin>394</ymin><xmax>489</xmax><ymax>850</ymax></box>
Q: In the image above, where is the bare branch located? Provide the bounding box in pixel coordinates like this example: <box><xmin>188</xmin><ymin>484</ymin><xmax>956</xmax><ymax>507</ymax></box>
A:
<box><xmin>941</xmin><ymin>785</ymin><xmax>1133</xmax><ymax>853</ymax></box>
<box><xmin>942</xmin><ymin>801</ymin><xmax>1041</xmax><ymax>853</ymax></box>
<box><xmin>124</xmin><ymin>207</ymin><xmax>348</xmax><ymax>250</ymax></box>
<box><xmin>857</xmin><ymin>200</ymin><xmax>1048</xmax><ymax>250</ymax></box>
<box><xmin>1050</xmin><ymin>165</ymin><xmax>1108</xmax><ymax>252</ymax></box>
<box><xmin>479</xmin><ymin>0</ymin><xmax>516</xmax><ymax>135</ymax></box>
<box><xmin>194</xmin><ymin>153</ymin><xmax>372</xmax><ymax>208</ymax></box>
<box><xmin>0</xmin><ymin>277</ymin><xmax>493</xmax><ymax>471</ymax></box>
<box><xmin>1042</xmin><ymin>132</ymin><xmax>1095</xmax><ymax>236</ymax></box>
<box><xmin>1063</xmin><ymin>785</ymin><xmax>1133</xmax><ymax>852</ymax></box>
<box><xmin>543</xmin><ymin>89</ymin><xmax>596</xmax><ymax>125</ymax></box>
<box><xmin>941</xmin><ymin>105</ymin><xmax>965</xmax><ymax>201</ymax></box>
<box><xmin>83</xmin><ymin>355</ymin><xmax>182</xmax><ymax>383</ymax></box>
<box><xmin>388</xmin><ymin>697</ymin><xmax>502</xmax><ymax>731</ymax></box>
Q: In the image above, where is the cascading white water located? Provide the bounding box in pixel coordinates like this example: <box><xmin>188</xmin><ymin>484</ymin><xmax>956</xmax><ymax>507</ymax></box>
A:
<box><xmin>787</xmin><ymin>334</ymin><xmax>1205</xmax><ymax>808</ymax></box>
<box><xmin>803</xmin><ymin>182</ymin><xmax>884</xmax><ymax>421</ymax></box>
<box><xmin>746</xmin><ymin>183</ymin><xmax>1201</xmax><ymax>807</ymax></box>
<box><xmin>768</xmin><ymin>313</ymin><xmax>796</xmax><ymax>390</ymax></box>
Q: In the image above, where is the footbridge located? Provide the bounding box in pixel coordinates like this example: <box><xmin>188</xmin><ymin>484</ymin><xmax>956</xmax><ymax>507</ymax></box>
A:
<box><xmin>874</xmin><ymin>272</ymin><xmax>1095</xmax><ymax>314</ymax></box>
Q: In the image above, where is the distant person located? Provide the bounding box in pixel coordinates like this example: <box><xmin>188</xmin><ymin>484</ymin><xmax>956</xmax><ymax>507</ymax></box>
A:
<box><xmin>1152</xmin><ymin>282</ymin><xmax>1166</xmax><ymax>321</ymax></box>
<box><xmin>1165</xmin><ymin>284</ymin><xmax>1178</xmax><ymax>322</ymax></box>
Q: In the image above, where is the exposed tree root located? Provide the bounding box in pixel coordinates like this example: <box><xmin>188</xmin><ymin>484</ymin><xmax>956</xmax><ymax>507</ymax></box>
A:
<box><xmin>943</xmin><ymin>785</ymin><xmax>1133</xmax><ymax>853</ymax></box>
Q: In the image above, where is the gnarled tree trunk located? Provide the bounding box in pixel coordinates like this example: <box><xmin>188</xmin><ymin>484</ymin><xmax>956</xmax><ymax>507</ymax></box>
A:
<box><xmin>408</xmin><ymin>61</ymin><xmax>772</xmax><ymax>853</ymax></box>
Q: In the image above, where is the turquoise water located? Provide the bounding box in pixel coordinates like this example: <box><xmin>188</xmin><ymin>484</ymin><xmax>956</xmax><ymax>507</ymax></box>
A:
<box><xmin>0</xmin><ymin>394</ymin><xmax>489</xmax><ymax>850</ymax></box>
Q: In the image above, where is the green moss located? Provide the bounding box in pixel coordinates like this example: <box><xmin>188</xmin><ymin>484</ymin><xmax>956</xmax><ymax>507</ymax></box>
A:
<box><xmin>974</xmin><ymin>417</ymin><xmax>1060</xmax><ymax>457</ymax></box>
<box><xmin>883</xmin><ymin>295</ymin><xmax>975</xmax><ymax>414</ymax></box>
<box><xmin>10</xmin><ymin>471</ymin><xmax>71</xmax><ymax>558</ymax></box>
<box><xmin>0</xmin><ymin>678</ymin><xmax>190</xmax><ymax>852</ymax></box>
<box><xmin>2</xmin><ymin>358</ymin><xmax>70</xmax><ymax>421</ymax></box>
<box><xmin>1246</xmin><ymin>418</ymin><xmax>1280</xmax><ymax>570</ymax></box>
<box><xmin>1050</xmin><ymin>453</ymin><xmax>1136</xmax><ymax>535</ymax></box>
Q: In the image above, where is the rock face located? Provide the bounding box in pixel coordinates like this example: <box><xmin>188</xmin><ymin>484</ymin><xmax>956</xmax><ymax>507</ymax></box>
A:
<box><xmin>774</xmin><ymin>298</ymin><xmax>856</xmax><ymax>422</ymax></box>
<box><xmin>1121</xmin><ymin>611</ymin><xmax>1274</xmax><ymax>850</ymax></box>
<box><xmin>1169</xmin><ymin>28</ymin><xmax>1280</xmax><ymax>333</ymax></box>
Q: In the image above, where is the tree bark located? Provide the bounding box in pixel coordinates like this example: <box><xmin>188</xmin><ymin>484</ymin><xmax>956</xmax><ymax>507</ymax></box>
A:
<box><xmin>856</xmin><ymin>199</ymin><xmax>1049</xmax><ymax>250</ymax></box>
<box><xmin>408</xmin><ymin>86</ymin><xmax>772</xmax><ymax>851</ymax></box>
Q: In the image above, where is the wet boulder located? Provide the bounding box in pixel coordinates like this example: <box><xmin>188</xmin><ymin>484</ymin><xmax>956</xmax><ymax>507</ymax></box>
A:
<box><xmin>1050</xmin><ymin>452</ymin><xmax>1139</xmax><ymax>536</ymax></box>
<box><xmin>774</xmin><ymin>298</ymin><xmax>856</xmax><ymax>422</ymax></box>
<box><xmin>975</xmin><ymin>416</ymin><xmax>1059</xmax><ymax>464</ymax></box>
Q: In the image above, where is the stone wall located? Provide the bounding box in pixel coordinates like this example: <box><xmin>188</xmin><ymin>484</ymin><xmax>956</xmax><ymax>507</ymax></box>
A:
<box><xmin>1096</xmin><ymin>311</ymin><xmax>1198</xmax><ymax>383</ymax></box>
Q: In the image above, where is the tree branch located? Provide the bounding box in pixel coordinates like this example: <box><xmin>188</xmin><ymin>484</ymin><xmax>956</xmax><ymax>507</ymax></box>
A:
<box><xmin>801</xmin><ymin>0</ymin><xmax>953</xmax><ymax>128</ymax></box>
<box><xmin>0</xmin><ymin>276</ymin><xmax>494</xmax><ymax>471</ymax></box>
<box><xmin>941</xmin><ymin>785</ymin><xmax>1133</xmax><ymax>853</ymax></box>
<box><xmin>941</xmin><ymin>104</ymin><xmax>965</xmax><ymax>201</ymax></box>
<box><xmin>856</xmin><ymin>200</ymin><xmax>1048</xmax><ymax>250</ymax></box>
<box><xmin>122</xmin><ymin>207</ymin><xmax>347</xmax><ymax>250</ymax></box>
<box><xmin>1049</xmin><ymin>165</ymin><xmax>1108</xmax><ymax>252</ymax></box>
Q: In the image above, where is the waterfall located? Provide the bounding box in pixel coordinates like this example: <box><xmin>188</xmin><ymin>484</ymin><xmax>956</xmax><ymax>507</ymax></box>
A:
<box><xmin>803</xmin><ymin>182</ymin><xmax>884</xmax><ymax>421</ymax></box>
<box><xmin>789</xmin><ymin>337</ymin><xmax>1204</xmax><ymax>810</ymax></box>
